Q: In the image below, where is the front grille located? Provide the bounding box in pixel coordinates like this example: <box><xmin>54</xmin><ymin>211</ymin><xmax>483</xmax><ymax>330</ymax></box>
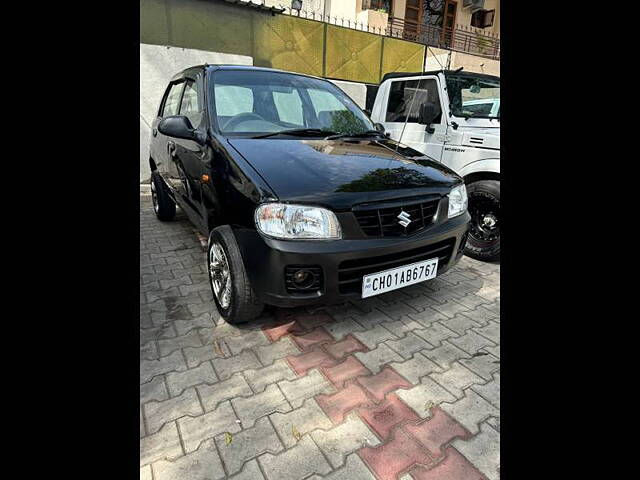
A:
<box><xmin>337</xmin><ymin>239</ymin><xmax>456</xmax><ymax>295</ymax></box>
<box><xmin>285</xmin><ymin>265</ymin><xmax>323</xmax><ymax>294</ymax></box>
<box><xmin>353</xmin><ymin>198</ymin><xmax>440</xmax><ymax>237</ymax></box>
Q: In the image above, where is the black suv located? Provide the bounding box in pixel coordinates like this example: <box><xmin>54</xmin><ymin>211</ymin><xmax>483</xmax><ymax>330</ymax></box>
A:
<box><xmin>149</xmin><ymin>65</ymin><xmax>470</xmax><ymax>324</ymax></box>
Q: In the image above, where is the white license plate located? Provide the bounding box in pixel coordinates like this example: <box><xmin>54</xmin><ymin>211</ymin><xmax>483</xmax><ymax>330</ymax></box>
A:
<box><xmin>361</xmin><ymin>257</ymin><xmax>439</xmax><ymax>298</ymax></box>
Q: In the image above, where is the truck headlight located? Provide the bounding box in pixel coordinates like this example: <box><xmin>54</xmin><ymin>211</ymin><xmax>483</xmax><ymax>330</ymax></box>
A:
<box><xmin>448</xmin><ymin>184</ymin><xmax>468</xmax><ymax>218</ymax></box>
<box><xmin>255</xmin><ymin>203</ymin><xmax>342</xmax><ymax>240</ymax></box>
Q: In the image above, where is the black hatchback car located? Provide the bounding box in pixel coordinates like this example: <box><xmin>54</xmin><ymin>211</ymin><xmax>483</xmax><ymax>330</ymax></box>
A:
<box><xmin>149</xmin><ymin>65</ymin><xmax>470</xmax><ymax>324</ymax></box>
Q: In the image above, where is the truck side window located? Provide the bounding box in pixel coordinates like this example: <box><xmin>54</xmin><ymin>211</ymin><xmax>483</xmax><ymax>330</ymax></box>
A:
<box><xmin>179</xmin><ymin>80</ymin><xmax>202</xmax><ymax>126</ymax></box>
<box><xmin>161</xmin><ymin>82</ymin><xmax>183</xmax><ymax>117</ymax></box>
<box><xmin>386</xmin><ymin>79</ymin><xmax>441</xmax><ymax>124</ymax></box>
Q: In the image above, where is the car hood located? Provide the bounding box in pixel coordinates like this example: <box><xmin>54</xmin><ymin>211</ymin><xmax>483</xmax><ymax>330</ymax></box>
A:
<box><xmin>227</xmin><ymin>137</ymin><xmax>461</xmax><ymax>211</ymax></box>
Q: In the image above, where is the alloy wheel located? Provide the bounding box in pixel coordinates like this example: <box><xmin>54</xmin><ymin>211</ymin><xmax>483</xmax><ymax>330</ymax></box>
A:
<box><xmin>209</xmin><ymin>242</ymin><xmax>232</xmax><ymax>309</ymax></box>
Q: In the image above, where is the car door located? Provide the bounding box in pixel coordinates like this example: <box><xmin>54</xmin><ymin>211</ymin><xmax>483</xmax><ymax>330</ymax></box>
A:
<box><xmin>151</xmin><ymin>79</ymin><xmax>186</xmax><ymax>193</ymax></box>
<box><xmin>382</xmin><ymin>76</ymin><xmax>448</xmax><ymax>161</ymax></box>
<box><xmin>173</xmin><ymin>76</ymin><xmax>206</xmax><ymax>216</ymax></box>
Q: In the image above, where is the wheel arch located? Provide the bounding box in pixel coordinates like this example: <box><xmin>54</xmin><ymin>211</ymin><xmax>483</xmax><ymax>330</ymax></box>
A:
<box><xmin>463</xmin><ymin>171</ymin><xmax>500</xmax><ymax>185</ymax></box>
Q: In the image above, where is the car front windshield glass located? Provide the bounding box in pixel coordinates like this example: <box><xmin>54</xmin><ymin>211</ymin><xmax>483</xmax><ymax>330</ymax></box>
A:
<box><xmin>445</xmin><ymin>74</ymin><xmax>500</xmax><ymax>119</ymax></box>
<box><xmin>211</xmin><ymin>70</ymin><xmax>374</xmax><ymax>137</ymax></box>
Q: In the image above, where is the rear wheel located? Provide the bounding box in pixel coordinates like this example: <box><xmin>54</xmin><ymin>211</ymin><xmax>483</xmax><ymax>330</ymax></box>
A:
<box><xmin>151</xmin><ymin>171</ymin><xmax>176</xmax><ymax>221</ymax></box>
<box><xmin>464</xmin><ymin>180</ymin><xmax>500</xmax><ymax>262</ymax></box>
<box><xmin>207</xmin><ymin>225</ymin><xmax>264</xmax><ymax>324</ymax></box>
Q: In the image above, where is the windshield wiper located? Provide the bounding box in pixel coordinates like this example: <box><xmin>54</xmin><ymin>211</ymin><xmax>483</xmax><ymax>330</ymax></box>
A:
<box><xmin>324</xmin><ymin>130</ymin><xmax>384</xmax><ymax>140</ymax></box>
<box><xmin>252</xmin><ymin>128</ymin><xmax>336</xmax><ymax>139</ymax></box>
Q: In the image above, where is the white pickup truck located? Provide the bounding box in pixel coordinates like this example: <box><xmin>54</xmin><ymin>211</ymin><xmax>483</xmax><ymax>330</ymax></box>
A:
<box><xmin>370</xmin><ymin>70</ymin><xmax>500</xmax><ymax>261</ymax></box>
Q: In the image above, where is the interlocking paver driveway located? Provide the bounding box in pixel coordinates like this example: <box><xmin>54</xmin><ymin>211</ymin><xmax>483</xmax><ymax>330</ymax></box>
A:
<box><xmin>140</xmin><ymin>195</ymin><xmax>500</xmax><ymax>480</ymax></box>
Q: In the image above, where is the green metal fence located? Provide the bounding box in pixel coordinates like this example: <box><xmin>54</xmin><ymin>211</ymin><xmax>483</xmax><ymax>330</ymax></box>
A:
<box><xmin>140</xmin><ymin>0</ymin><xmax>425</xmax><ymax>84</ymax></box>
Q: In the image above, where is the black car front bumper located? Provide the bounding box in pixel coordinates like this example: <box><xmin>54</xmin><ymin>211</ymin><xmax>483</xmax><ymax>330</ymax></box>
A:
<box><xmin>233</xmin><ymin>212</ymin><xmax>470</xmax><ymax>308</ymax></box>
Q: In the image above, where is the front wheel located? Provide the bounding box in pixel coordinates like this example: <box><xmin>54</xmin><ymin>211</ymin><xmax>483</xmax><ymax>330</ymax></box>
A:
<box><xmin>464</xmin><ymin>180</ymin><xmax>500</xmax><ymax>262</ymax></box>
<box><xmin>207</xmin><ymin>226</ymin><xmax>264</xmax><ymax>324</ymax></box>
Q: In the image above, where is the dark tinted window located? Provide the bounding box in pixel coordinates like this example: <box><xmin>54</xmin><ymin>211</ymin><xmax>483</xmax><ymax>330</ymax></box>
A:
<box><xmin>161</xmin><ymin>82</ymin><xmax>183</xmax><ymax>117</ymax></box>
<box><xmin>179</xmin><ymin>80</ymin><xmax>203</xmax><ymax>126</ymax></box>
<box><xmin>386</xmin><ymin>79</ymin><xmax>441</xmax><ymax>123</ymax></box>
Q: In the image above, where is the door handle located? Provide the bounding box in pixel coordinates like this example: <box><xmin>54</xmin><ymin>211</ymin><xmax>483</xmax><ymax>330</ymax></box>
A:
<box><xmin>168</xmin><ymin>141</ymin><xmax>176</xmax><ymax>158</ymax></box>
<box><xmin>152</xmin><ymin>128</ymin><xmax>157</xmax><ymax>137</ymax></box>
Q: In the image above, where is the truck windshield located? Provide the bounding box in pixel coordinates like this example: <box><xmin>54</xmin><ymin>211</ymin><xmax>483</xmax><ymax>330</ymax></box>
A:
<box><xmin>211</xmin><ymin>70</ymin><xmax>374</xmax><ymax>137</ymax></box>
<box><xmin>445</xmin><ymin>74</ymin><xmax>500</xmax><ymax>120</ymax></box>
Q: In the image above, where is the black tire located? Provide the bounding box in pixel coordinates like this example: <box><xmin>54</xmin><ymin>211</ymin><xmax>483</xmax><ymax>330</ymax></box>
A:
<box><xmin>464</xmin><ymin>180</ymin><xmax>500</xmax><ymax>262</ymax></box>
<box><xmin>151</xmin><ymin>171</ymin><xmax>176</xmax><ymax>221</ymax></box>
<box><xmin>207</xmin><ymin>225</ymin><xmax>264</xmax><ymax>324</ymax></box>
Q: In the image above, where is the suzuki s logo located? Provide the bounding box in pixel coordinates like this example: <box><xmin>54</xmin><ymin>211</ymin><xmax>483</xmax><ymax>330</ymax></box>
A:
<box><xmin>397</xmin><ymin>210</ymin><xmax>412</xmax><ymax>227</ymax></box>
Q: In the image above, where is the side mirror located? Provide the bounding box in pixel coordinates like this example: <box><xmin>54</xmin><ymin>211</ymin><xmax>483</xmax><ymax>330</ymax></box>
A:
<box><xmin>158</xmin><ymin>115</ymin><xmax>197</xmax><ymax>141</ymax></box>
<box><xmin>374</xmin><ymin>122</ymin><xmax>385</xmax><ymax>133</ymax></box>
<box><xmin>418</xmin><ymin>102</ymin><xmax>437</xmax><ymax>126</ymax></box>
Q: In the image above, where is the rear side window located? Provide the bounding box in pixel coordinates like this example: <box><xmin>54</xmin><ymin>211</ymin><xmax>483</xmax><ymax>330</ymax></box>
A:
<box><xmin>179</xmin><ymin>80</ymin><xmax>202</xmax><ymax>126</ymax></box>
<box><xmin>386</xmin><ymin>79</ymin><xmax>441</xmax><ymax>123</ymax></box>
<box><xmin>162</xmin><ymin>83</ymin><xmax>183</xmax><ymax>117</ymax></box>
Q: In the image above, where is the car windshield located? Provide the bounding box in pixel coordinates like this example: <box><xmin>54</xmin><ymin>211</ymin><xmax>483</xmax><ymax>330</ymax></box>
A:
<box><xmin>211</xmin><ymin>70</ymin><xmax>375</xmax><ymax>137</ymax></box>
<box><xmin>445</xmin><ymin>74</ymin><xmax>500</xmax><ymax>119</ymax></box>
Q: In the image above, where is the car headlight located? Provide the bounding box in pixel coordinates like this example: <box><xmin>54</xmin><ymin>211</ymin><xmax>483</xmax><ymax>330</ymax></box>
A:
<box><xmin>255</xmin><ymin>203</ymin><xmax>342</xmax><ymax>240</ymax></box>
<box><xmin>448</xmin><ymin>184</ymin><xmax>468</xmax><ymax>218</ymax></box>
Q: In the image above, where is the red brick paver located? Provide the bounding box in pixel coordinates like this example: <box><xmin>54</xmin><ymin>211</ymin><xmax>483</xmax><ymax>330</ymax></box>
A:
<box><xmin>290</xmin><ymin>327</ymin><xmax>334</xmax><ymax>351</ymax></box>
<box><xmin>286</xmin><ymin>349</ymin><xmax>337</xmax><ymax>376</ymax></box>
<box><xmin>358</xmin><ymin>428</ymin><xmax>433</xmax><ymax>480</ymax></box>
<box><xmin>357</xmin><ymin>366</ymin><xmax>413</xmax><ymax>402</ymax></box>
<box><xmin>316</xmin><ymin>383</ymin><xmax>373</xmax><ymax>424</ymax></box>
<box><xmin>324</xmin><ymin>334</ymin><xmax>368</xmax><ymax>359</ymax></box>
<box><xmin>404</xmin><ymin>407</ymin><xmax>471</xmax><ymax>459</ymax></box>
<box><xmin>358</xmin><ymin>393</ymin><xmax>421</xmax><ymax>440</ymax></box>
<box><xmin>409</xmin><ymin>447</ymin><xmax>488</xmax><ymax>480</ymax></box>
<box><xmin>322</xmin><ymin>356</ymin><xmax>371</xmax><ymax>389</ymax></box>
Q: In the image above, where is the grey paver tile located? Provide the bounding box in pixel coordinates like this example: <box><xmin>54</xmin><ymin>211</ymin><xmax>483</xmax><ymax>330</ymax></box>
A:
<box><xmin>177</xmin><ymin>401</ymin><xmax>241</xmax><ymax>453</ymax></box>
<box><xmin>228</xmin><ymin>459</ymin><xmax>265</xmax><ymax>480</ymax></box>
<box><xmin>254</xmin><ymin>337</ymin><xmax>300</xmax><ymax>366</ymax></box>
<box><xmin>141</xmin><ymin>375</ymin><xmax>169</xmax><ymax>405</ymax></box>
<box><xmin>258</xmin><ymin>435</ymin><xmax>332</xmax><ymax>480</ymax></box>
<box><xmin>353</xmin><ymin>325</ymin><xmax>397</xmax><ymax>349</ymax></box>
<box><xmin>441</xmin><ymin>388</ymin><xmax>499</xmax><ymax>435</ymax></box>
<box><xmin>197</xmin><ymin>373</ymin><xmax>252</xmax><ymax>412</ymax></box>
<box><xmin>141</xmin><ymin>350</ymin><xmax>187</xmax><ymax>384</ymax></box>
<box><xmin>390</xmin><ymin>352</ymin><xmax>442</xmax><ymax>384</ymax></box>
<box><xmin>278</xmin><ymin>369</ymin><xmax>334</xmax><ymax>408</ymax></box>
<box><xmin>309</xmin><ymin>453</ymin><xmax>376</xmax><ymax>480</ymax></box>
<box><xmin>224</xmin><ymin>329</ymin><xmax>270</xmax><ymax>355</ymax></box>
<box><xmin>232</xmin><ymin>384</ymin><xmax>291</xmax><ymax>429</ymax></box>
<box><xmin>430</xmin><ymin>362</ymin><xmax>485</xmax><ymax>399</ymax></box>
<box><xmin>311</xmin><ymin>413</ymin><xmax>380</xmax><ymax>468</ymax></box>
<box><xmin>166</xmin><ymin>362</ymin><xmax>218</xmax><ymax>397</ymax></box>
<box><xmin>449</xmin><ymin>330</ymin><xmax>495</xmax><ymax>355</ymax></box>
<box><xmin>355</xmin><ymin>343</ymin><xmax>403</xmax><ymax>374</ymax></box>
<box><xmin>140</xmin><ymin>422</ymin><xmax>183</xmax><ymax>466</ymax></box>
<box><xmin>324</xmin><ymin>317</ymin><xmax>365</xmax><ymax>340</ymax></box>
<box><xmin>152</xmin><ymin>438</ymin><xmax>226</xmax><ymax>480</ymax></box>
<box><xmin>270</xmin><ymin>398</ymin><xmax>332</xmax><ymax>448</ymax></box>
<box><xmin>244</xmin><ymin>360</ymin><xmax>297</xmax><ymax>393</ymax></box>
<box><xmin>386</xmin><ymin>332</ymin><xmax>433</xmax><ymax>359</ymax></box>
<box><xmin>158</xmin><ymin>330</ymin><xmax>202</xmax><ymax>356</ymax></box>
<box><xmin>212</xmin><ymin>350</ymin><xmax>262</xmax><ymax>380</ymax></box>
<box><xmin>396</xmin><ymin>377</ymin><xmax>457</xmax><ymax>419</ymax></box>
<box><xmin>423</xmin><ymin>341</ymin><xmax>470</xmax><ymax>369</ymax></box>
<box><xmin>460</xmin><ymin>353</ymin><xmax>500</xmax><ymax>381</ymax></box>
<box><xmin>471</xmin><ymin>372</ymin><xmax>500</xmax><ymax>409</ymax></box>
<box><xmin>452</xmin><ymin>422</ymin><xmax>500</xmax><ymax>480</ymax></box>
<box><xmin>215</xmin><ymin>417</ymin><xmax>284</xmax><ymax>476</ymax></box>
<box><xmin>144</xmin><ymin>387</ymin><xmax>203</xmax><ymax>435</ymax></box>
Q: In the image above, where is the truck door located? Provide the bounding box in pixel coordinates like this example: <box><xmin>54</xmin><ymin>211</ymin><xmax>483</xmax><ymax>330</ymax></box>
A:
<box><xmin>381</xmin><ymin>76</ymin><xmax>448</xmax><ymax>161</ymax></box>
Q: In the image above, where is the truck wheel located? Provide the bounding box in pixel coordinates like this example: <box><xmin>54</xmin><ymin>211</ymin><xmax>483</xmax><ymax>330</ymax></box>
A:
<box><xmin>465</xmin><ymin>180</ymin><xmax>500</xmax><ymax>262</ymax></box>
<box><xmin>151</xmin><ymin>171</ymin><xmax>176</xmax><ymax>221</ymax></box>
<box><xmin>207</xmin><ymin>225</ymin><xmax>264</xmax><ymax>324</ymax></box>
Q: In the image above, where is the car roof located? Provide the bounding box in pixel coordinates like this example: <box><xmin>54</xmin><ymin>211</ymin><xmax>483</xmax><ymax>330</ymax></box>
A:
<box><xmin>170</xmin><ymin>64</ymin><xmax>327</xmax><ymax>82</ymax></box>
